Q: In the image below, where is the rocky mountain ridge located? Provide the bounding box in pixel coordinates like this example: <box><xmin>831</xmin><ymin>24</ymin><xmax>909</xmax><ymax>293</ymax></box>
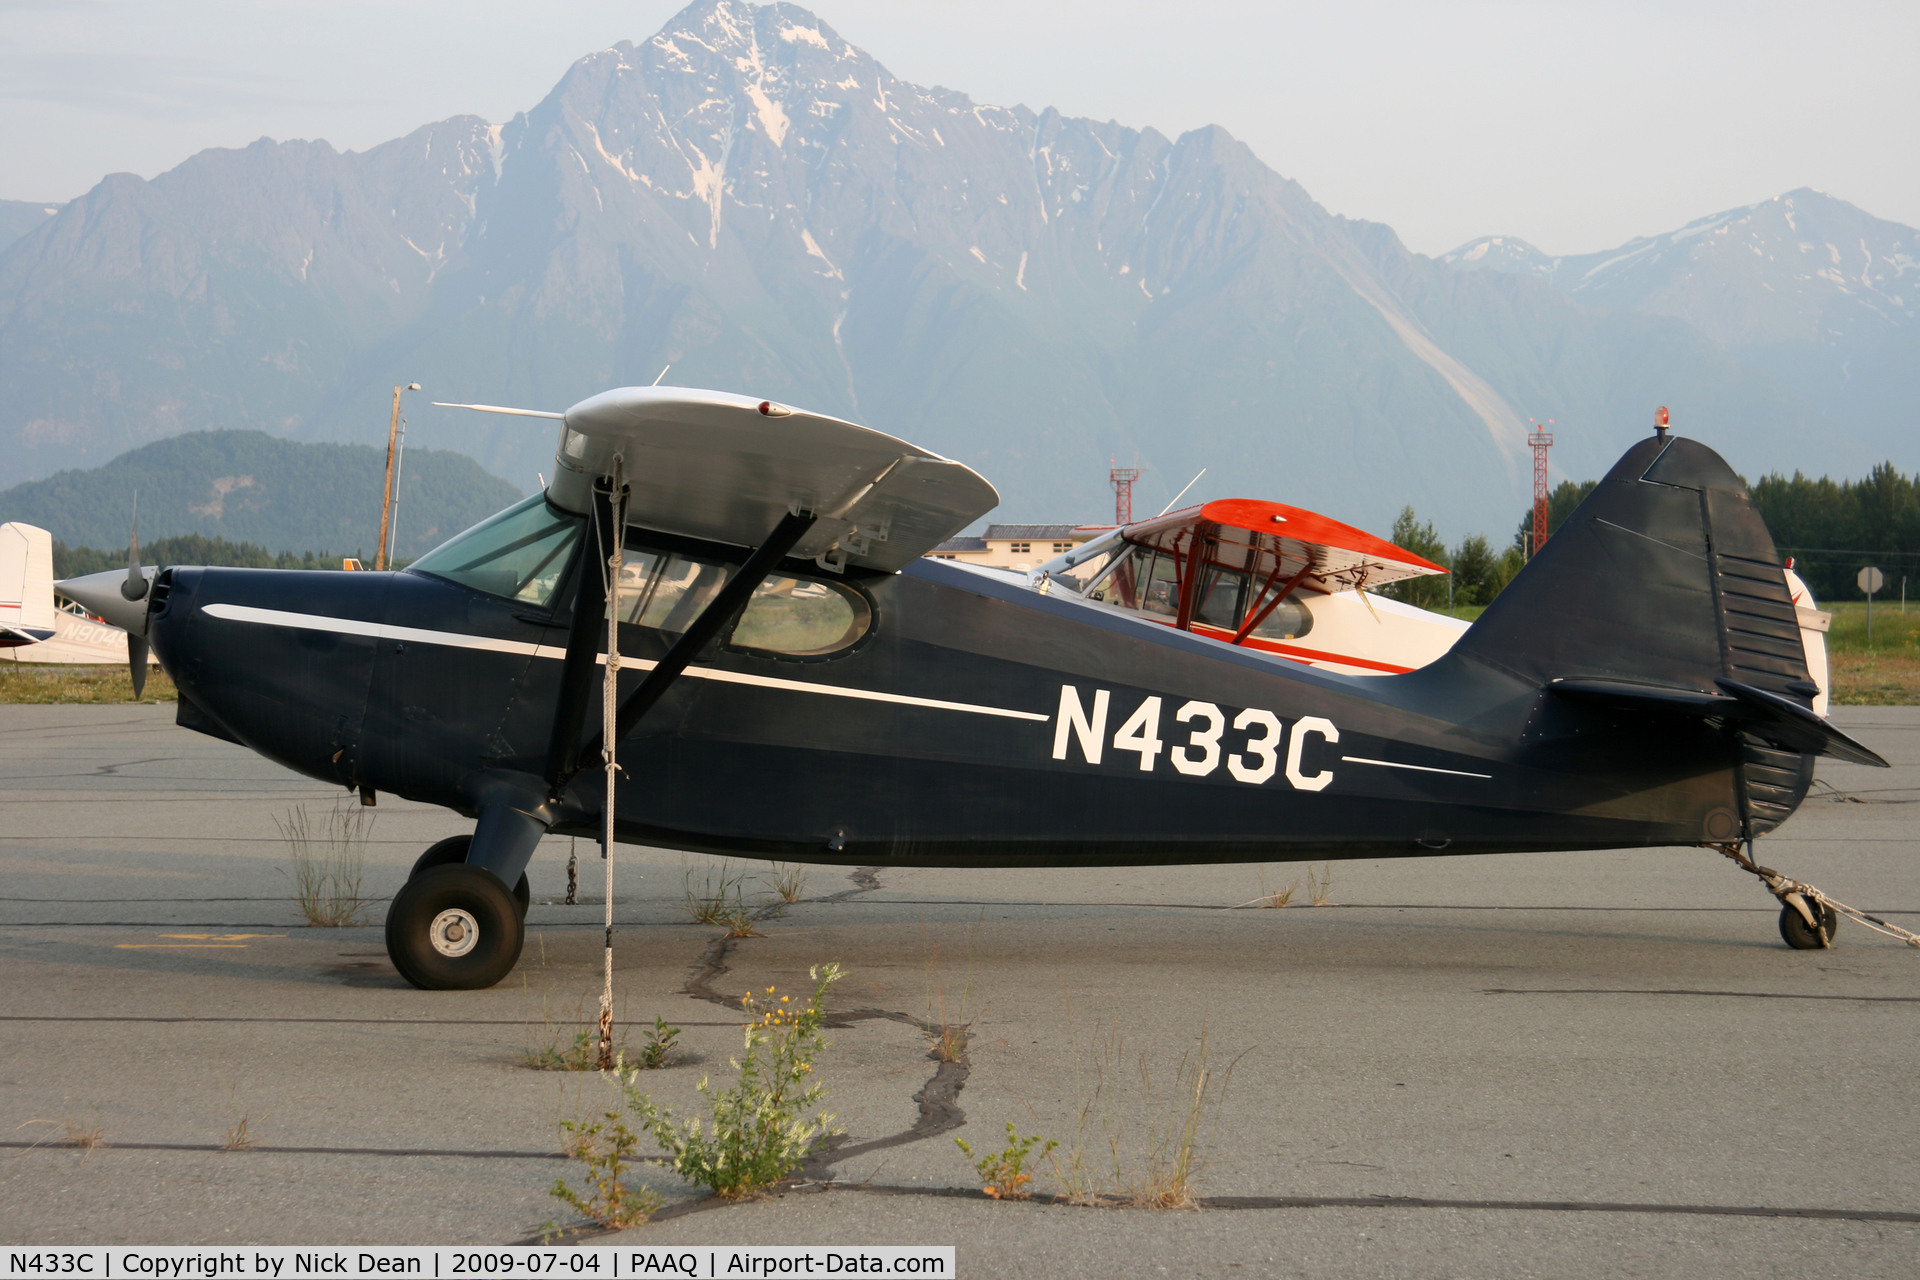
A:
<box><xmin>0</xmin><ymin>0</ymin><xmax>1895</xmax><ymax>538</ymax></box>
<box><xmin>1444</xmin><ymin>190</ymin><xmax>1919</xmax><ymax>436</ymax></box>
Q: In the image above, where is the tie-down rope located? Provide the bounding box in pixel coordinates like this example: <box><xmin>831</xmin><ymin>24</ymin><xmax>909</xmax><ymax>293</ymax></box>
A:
<box><xmin>1712</xmin><ymin>841</ymin><xmax>1920</xmax><ymax>949</ymax></box>
<box><xmin>597</xmin><ymin>456</ymin><xmax>629</xmax><ymax>1070</ymax></box>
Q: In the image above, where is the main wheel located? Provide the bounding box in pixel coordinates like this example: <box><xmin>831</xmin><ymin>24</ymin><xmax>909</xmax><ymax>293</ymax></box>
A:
<box><xmin>1779</xmin><ymin>900</ymin><xmax>1840</xmax><ymax>950</ymax></box>
<box><xmin>412</xmin><ymin>835</ymin><xmax>531</xmax><ymax>914</ymax></box>
<box><xmin>386</xmin><ymin>864</ymin><xmax>526</xmax><ymax>990</ymax></box>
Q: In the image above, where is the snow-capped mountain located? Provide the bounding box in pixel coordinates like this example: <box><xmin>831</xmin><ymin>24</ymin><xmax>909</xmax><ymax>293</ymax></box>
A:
<box><xmin>0</xmin><ymin>1</ymin><xmax>1884</xmax><ymax>536</ymax></box>
<box><xmin>1445</xmin><ymin>190</ymin><xmax>1919</xmax><ymax>430</ymax></box>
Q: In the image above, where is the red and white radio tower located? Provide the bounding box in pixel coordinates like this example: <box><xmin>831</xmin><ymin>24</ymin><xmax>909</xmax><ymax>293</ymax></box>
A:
<box><xmin>1528</xmin><ymin>419</ymin><xmax>1554</xmax><ymax>557</ymax></box>
<box><xmin>1110</xmin><ymin>463</ymin><xmax>1144</xmax><ymax>526</ymax></box>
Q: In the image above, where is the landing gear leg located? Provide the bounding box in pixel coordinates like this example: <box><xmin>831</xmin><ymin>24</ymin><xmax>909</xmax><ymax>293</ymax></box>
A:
<box><xmin>411</xmin><ymin>835</ymin><xmax>531</xmax><ymax>915</ymax></box>
<box><xmin>1711</xmin><ymin>842</ymin><xmax>1839</xmax><ymax>950</ymax></box>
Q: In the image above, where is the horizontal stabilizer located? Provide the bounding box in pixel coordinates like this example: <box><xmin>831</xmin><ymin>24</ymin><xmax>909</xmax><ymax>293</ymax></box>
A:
<box><xmin>1549</xmin><ymin>677</ymin><xmax>1887</xmax><ymax>768</ymax></box>
<box><xmin>1713</xmin><ymin>679</ymin><xmax>1888</xmax><ymax>769</ymax></box>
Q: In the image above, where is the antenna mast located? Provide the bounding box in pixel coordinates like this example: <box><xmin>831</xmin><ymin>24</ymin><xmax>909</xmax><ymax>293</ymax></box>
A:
<box><xmin>1528</xmin><ymin>419</ymin><xmax>1554</xmax><ymax>557</ymax></box>
<box><xmin>1110</xmin><ymin>463</ymin><xmax>1144</xmax><ymax>526</ymax></box>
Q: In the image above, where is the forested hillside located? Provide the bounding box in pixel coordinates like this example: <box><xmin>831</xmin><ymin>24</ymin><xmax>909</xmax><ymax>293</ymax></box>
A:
<box><xmin>1752</xmin><ymin>464</ymin><xmax>1920</xmax><ymax>601</ymax></box>
<box><xmin>0</xmin><ymin>430</ymin><xmax>521</xmax><ymax>557</ymax></box>
<box><xmin>1384</xmin><ymin>465</ymin><xmax>1920</xmax><ymax>608</ymax></box>
<box><xmin>52</xmin><ymin>536</ymin><xmax>354</xmax><ymax>579</ymax></box>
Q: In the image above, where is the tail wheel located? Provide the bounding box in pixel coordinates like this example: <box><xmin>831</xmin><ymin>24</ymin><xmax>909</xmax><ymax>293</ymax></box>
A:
<box><xmin>411</xmin><ymin>835</ymin><xmax>531</xmax><ymax>915</ymax></box>
<box><xmin>1778</xmin><ymin>901</ymin><xmax>1840</xmax><ymax>950</ymax></box>
<box><xmin>386</xmin><ymin>864</ymin><xmax>525</xmax><ymax>990</ymax></box>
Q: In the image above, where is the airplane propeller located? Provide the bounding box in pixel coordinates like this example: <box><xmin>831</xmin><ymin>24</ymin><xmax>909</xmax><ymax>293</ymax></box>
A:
<box><xmin>119</xmin><ymin>493</ymin><xmax>149</xmax><ymax>697</ymax></box>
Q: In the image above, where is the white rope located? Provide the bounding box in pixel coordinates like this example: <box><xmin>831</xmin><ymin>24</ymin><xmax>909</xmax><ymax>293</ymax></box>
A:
<box><xmin>1714</xmin><ymin>842</ymin><xmax>1920</xmax><ymax>949</ymax></box>
<box><xmin>596</xmin><ymin>457</ymin><xmax>628</xmax><ymax>1069</ymax></box>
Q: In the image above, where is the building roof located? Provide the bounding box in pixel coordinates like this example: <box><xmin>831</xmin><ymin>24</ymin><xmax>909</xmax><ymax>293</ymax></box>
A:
<box><xmin>982</xmin><ymin>524</ymin><xmax>1083</xmax><ymax>540</ymax></box>
<box><xmin>929</xmin><ymin>536</ymin><xmax>988</xmax><ymax>553</ymax></box>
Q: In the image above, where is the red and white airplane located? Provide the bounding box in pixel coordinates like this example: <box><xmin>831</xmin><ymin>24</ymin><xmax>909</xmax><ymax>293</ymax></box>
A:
<box><xmin>939</xmin><ymin>498</ymin><xmax>1833</xmax><ymax>706</ymax></box>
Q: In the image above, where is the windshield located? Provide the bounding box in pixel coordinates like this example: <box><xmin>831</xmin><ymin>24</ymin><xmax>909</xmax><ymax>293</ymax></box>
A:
<box><xmin>410</xmin><ymin>495</ymin><xmax>584</xmax><ymax>607</ymax></box>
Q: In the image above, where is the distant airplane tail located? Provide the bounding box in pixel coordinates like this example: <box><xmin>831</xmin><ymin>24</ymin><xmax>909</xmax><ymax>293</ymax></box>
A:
<box><xmin>1449</xmin><ymin>433</ymin><xmax>1884</xmax><ymax>831</ymax></box>
<box><xmin>0</xmin><ymin>522</ymin><xmax>57</xmax><ymax>647</ymax></box>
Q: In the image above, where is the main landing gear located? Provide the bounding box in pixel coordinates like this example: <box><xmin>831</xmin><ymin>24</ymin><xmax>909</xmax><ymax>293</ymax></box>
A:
<box><xmin>385</xmin><ymin>835</ymin><xmax>530</xmax><ymax>990</ymax></box>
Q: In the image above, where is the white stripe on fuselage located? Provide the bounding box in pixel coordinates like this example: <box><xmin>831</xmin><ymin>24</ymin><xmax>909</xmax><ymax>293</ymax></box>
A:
<box><xmin>201</xmin><ymin>603</ymin><xmax>1051</xmax><ymax>723</ymax></box>
<box><xmin>1341</xmin><ymin>755</ymin><xmax>1491</xmax><ymax>779</ymax></box>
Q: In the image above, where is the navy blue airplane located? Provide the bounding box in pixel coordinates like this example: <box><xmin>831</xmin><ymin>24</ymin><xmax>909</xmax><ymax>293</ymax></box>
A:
<box><xmin>59</xmin><ymin>388</ymin><xmax>1885</xmax><ymax>989</ymax></box>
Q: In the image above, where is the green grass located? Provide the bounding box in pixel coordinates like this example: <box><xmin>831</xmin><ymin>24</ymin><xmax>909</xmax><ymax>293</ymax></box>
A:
<box><xmin>1823</xmin><ymin>601</ymin><xmax>1920</xmax><ymax>655</ymax></box>
<box><xmin>1824</xmin><ymin>601</ymin><xmax>1920</xmax><ymax>704</ymax></box>
<box><xmin>0</xmin><ymin>663</ymin><xmax>176</xmax><ymax>704</ymax></box>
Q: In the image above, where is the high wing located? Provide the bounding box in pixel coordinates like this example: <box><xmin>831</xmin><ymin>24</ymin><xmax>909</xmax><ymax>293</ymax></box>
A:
<box><xmin>542</xmin><ymin>387</ymin><xmax>999</xmax><ymax>572</ymax></box>
<box><xmin>1119</xmin><ymin>498</ymin><xmax>1446</xmax><ymax>596</ymax></box>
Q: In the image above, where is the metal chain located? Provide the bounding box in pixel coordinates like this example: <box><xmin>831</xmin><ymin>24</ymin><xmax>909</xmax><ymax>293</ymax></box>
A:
<box><xmin>1712</xmin><ymin>841</ymin><xmax>1920</xmax><ymax>949</ymax></box>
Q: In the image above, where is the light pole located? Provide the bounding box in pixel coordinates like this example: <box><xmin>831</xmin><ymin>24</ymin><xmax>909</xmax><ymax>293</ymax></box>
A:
<box><xmin>376</xmin><ymin>383</ymin><xmax>421</xmax><ymax>570</ymax></box>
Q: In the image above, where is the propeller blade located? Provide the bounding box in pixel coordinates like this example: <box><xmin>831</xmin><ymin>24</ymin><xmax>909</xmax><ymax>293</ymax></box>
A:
<box><xmin>128</xmin><ymin>634</ymin><xmax>149</xmax><ymax>699</ymax></box>
<box><xmin>121</xmin><ymin>491</ymin><xmax>147</xmax><ymax>602</ymax></box>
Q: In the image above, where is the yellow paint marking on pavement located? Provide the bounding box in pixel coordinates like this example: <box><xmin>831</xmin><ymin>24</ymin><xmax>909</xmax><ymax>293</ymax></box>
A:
<box><xmin>114</xmin><ymin>932</ymin><xmax>286</xmax><ymax>949</ymax></box>
<box><xmin>158</xmin><ymin>933</ymin><xmax>285</xmax><ymax>941</ymax></box>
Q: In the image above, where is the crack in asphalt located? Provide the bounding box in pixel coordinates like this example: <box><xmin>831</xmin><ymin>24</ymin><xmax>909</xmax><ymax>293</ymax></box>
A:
<box><xmin>675</xmin><ymin>864</ymin><xmax>971</xmax><ymax>1187</ymax></box>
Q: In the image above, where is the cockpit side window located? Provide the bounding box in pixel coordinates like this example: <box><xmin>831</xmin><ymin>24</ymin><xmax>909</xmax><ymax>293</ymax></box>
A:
<box><xmin>410</xmin><ymin>495</ymin><xmax>584</xmax><ymax>608</ymax></box>
<box><xmin>611</xmin><ymin>541</ymin><xmax>871</xmax><ymax>658</ymax></box>
<box><xmin>1249</xmin><ymin>594</ymin><xmax>1315</xmax><ymax>640</ymax></box>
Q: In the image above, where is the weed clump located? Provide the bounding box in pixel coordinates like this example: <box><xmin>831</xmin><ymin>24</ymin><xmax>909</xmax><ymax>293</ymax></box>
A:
<box><xmin>763</xmin><ymin>863</ymin><xmax>808</xmax><ymax>904</ymax></box>
<box><xmin>551</xmin><ymin>1112</ymin><xmax>663</xmax><ymax>1228</ymax></box>
<box><xmin>1022</xmin><ymin>1005</ymin><xmax>1246</xmax><ymax>1209</ymax></box>
<box><xmin>619</xmin><ymin>963</ymin><xmax>845</xmax><ymax>1199</ymax></box>
<box><xmin>17</xmin><ymin>1104</ymin><xmax>106</xmax><ymax>1158</ymax></box>
<box><xmin>1306</xmin><ymin>862</ymin><xmax>1336</xmax><ymax>907</ymax></box>
<box><xmin>957</xmin><ymin>1123</ymin><xmax>1057</xmax><ymax>1199</ymax></box>
<box><xmin>684</xmin><ymin>862</ymin><xmax>762</xmax><ymax>937</ymax></box>
<box><xmin>277</xmin><ymin>802</ymin><xmax>373</xmax><ymax>926</ymax></box>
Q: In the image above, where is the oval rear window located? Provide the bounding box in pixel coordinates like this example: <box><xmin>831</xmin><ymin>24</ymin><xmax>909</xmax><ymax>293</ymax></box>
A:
<box><xmin>730</xmin><ymin>575</ymin><xmax>871</xmax><ymax>656</ymax></box>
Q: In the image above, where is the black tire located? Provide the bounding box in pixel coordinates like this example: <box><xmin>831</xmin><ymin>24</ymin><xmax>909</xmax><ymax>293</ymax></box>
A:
<box><xmin>386</xmin><ymin>864</ymin><xmax>526</xmax><ymax>990</ymax></box>
<box><xmin>412</xmin><ymin>835</ymin><xmax>531</xmax><ymax>914</ymax></box>
<box><xmin>1779</xmin><ymin>901</ymin><xmax>1840</xmax><ymax>950</ymax></box>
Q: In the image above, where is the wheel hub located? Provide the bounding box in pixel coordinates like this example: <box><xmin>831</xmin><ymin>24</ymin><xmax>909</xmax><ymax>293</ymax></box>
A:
<box><xmin>428</xmin><ymin>908</ymin><xmax>481</xmax><ymax>958</ymax></box>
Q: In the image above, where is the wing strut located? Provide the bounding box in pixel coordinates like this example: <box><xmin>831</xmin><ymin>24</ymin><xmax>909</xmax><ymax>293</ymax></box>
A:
<box><xmin>544</xmin><ymin>482</ymin><xmax>619</xmax><ymax>796</ymax></box>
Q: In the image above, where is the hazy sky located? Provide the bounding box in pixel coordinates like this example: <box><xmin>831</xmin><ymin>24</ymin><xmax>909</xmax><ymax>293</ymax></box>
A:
<box><xmin>2</xmin><ymin>0</ymin><xmax>1914</xmax><ymax>256</ymax></box>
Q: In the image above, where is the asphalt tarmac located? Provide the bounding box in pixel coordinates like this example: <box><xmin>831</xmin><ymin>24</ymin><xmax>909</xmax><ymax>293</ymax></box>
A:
<box><xmin>1</xmin><ymin>704</ymin><xmax>1916</xmax><ymax>1277</ymax></box>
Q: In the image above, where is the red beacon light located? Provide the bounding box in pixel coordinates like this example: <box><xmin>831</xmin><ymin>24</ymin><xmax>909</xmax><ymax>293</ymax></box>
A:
<box><xmin>1655</xmin><ymin>406</ymin><xmax>1670</xmax><ymax>437</ymax></box>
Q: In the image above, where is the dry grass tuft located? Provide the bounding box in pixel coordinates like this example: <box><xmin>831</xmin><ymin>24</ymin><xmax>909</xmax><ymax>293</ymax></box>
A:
<box><xmin>924</xmin><ymin>920</ymin><xmax>983</xmax><ymax>1064</ymax></box>
<box><xmin>1226</xmin><ymin>865</ymin><xmax>1307</xmax><ymax>910</ymax></box>
<box><xmin>277</xmin><ymin>802</ymin><xmax>374</xmax><ymax>926</ymax></box>
<box><xmin>684</xmin><ymin>861</ymin><xmax>763</xmax><ymax>936</ymax></box>
<box><xmin>1038</xmin><ymin>995</ymin><xmax>1248</xmax><ymax>1209</ymax></box>
<box><xmin>1306</xmin><ymin>862</ymin><xmax>1336</xmax><ymax>907</ymax></box>
<box><xmin>221</xmin><ymin>1117</ymin><xmax>255</xmax><ymax>1151</ymax></box>
<box><xmin>763</xmin><ymin>862</ymin><xmax>808</xmax><ymax>904</ymax></box>
<box><xmin>16</xmin><ymin>1105</ymin><xmax>106</xmax><ymax>1158</ymax></box>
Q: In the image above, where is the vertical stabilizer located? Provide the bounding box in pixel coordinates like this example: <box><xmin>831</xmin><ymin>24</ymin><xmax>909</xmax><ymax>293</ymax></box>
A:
<box><xmin>0</xmin><ymin>523</ymin><xmax>57</xmax><ymax>645</ymax></box>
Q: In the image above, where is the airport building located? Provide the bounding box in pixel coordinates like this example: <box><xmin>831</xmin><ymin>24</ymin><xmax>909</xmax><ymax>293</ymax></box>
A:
<box><xmin>926</xmin><ymin>524</ymin><xmax>1106</xmax><ymax>573</ymax></box>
